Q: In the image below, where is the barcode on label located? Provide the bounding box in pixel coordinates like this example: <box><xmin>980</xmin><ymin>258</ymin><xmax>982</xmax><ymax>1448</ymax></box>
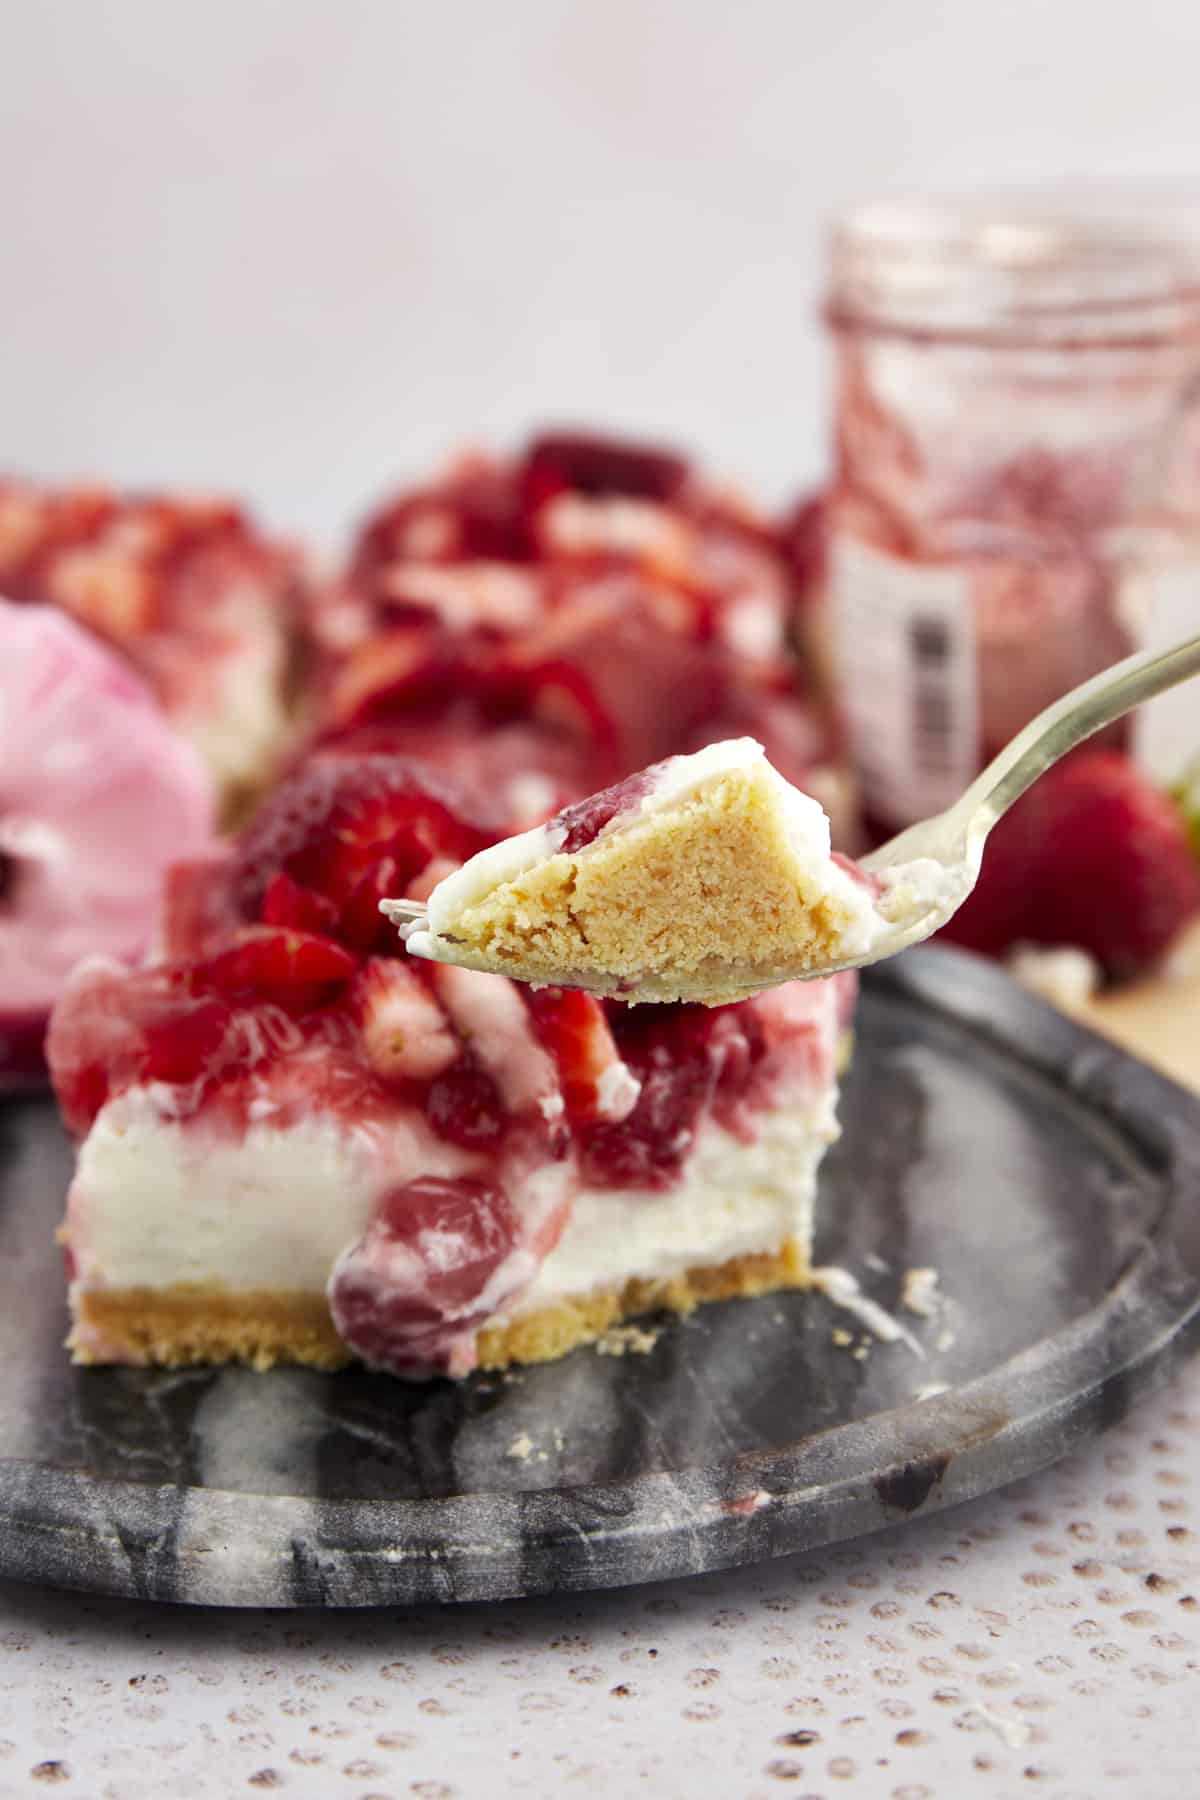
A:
<box><xmin>1130</xmin><ymin>563</ymin><xmax>1200</xmax><ymax>783</ymax></box>
<box><xmin>910</xmin><ymin>616</ymin><xmax>955</xmax><ymax>776</ymax></box>
<box><xmin>829</xmin><ymin>535</ymin><xmax>978</xmax><ymax>826</ymax></box>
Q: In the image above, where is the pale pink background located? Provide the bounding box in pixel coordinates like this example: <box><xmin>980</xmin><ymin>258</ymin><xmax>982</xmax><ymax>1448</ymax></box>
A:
<box><xmin>5</xmin><ymin>0</ymin><xmax>1200</xmax><ymax>541</ymax></box>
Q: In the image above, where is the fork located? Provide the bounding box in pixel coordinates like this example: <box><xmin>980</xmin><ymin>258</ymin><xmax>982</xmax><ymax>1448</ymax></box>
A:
<box><xmin>382</xmin><ymin>630</ymin><xmax>1200</xmax><ymax>990</ymax></box>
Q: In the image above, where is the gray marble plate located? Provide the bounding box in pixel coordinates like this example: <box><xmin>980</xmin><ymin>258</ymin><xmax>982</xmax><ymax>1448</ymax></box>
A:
<box><xmin>1</xmin><ymin>947</ymin><xmax>1198</xmax><ymax>1609</ymax></box>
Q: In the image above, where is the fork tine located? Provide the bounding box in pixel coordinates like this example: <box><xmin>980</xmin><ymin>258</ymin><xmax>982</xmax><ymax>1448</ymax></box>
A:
<box><xmin>379</xmin><ymin>898</ymin><xmax>429</xmax><ymax>923</ymax></box>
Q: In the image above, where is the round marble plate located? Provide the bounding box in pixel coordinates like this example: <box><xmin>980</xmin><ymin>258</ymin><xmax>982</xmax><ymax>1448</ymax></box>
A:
<box><xmin>1</xmin><ymin>947</ymin><xmax>1198</xmax><ymax>1609</ymax></box>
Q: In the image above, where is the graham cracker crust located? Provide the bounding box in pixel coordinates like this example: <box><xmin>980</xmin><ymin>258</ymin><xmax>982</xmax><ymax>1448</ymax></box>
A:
<box><xmin>69</xmin><ymin>1238</ymin><xmax>813</xmax><ymax>1375</ymax></box>
<box><xmin>433</xmin><ymin>765</ymin><xmax>861</xmax><ymax>1001</ymax></box>
<box><xmin>70</xmin><ymin>1288</ymin><xmax>352</xmax><ymax>1372</ymax></box>
<box><xmin>476</xmin><ymin>1239</ymin><xmax>811</xmax><ymax>1369</ymax></box>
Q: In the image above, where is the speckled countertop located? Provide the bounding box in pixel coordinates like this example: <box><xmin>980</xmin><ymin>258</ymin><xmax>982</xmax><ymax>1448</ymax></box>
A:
<box><xmin>1</xmin><ymin>1364</ymin><xmax>1197</xmax><ymax>1800</ymax></box>
<box><xmin>3</xmin><ymin>963</ymin><xmax>1198</xmax><ymax>1800</ymax></box>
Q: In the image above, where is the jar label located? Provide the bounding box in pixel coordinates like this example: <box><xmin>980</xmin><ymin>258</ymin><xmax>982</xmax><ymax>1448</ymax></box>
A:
<box><xmin>830</xmin><ymin>535</ymin><xmax>979</xmax><ymax>827</ymax></box>
<box><xmin>1129</xmin><ymin>562</ymin><xmax>1200</xmax><ymax>784</ymax></box>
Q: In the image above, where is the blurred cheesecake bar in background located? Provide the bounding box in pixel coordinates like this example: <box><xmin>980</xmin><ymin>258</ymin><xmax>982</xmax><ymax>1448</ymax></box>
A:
<box><xmin>0</xmin><ymin>478</ymin><xmax>305</xmax><ymax>816</ymax></box>
<box><xmin>306</xmin><ymin>430</ymin><xmax>850</xmax><ymax>840</ymax></box>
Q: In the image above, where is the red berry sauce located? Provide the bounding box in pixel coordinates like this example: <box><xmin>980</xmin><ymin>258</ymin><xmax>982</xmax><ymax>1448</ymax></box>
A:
<box><xmin>328</xmin><ymin>1175</ymin><xmax>524</xmax><ymax>1377</ymax></box>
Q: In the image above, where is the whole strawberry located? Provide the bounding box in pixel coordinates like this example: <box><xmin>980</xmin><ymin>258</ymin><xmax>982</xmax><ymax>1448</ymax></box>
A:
<box><xmin>941</xmin><ymin>749</ymin><xmax>1200</xmax><ymax>981</ymax></box>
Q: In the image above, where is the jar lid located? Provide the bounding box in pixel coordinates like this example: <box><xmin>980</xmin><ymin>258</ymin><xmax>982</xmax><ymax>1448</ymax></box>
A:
<box><xmin>827</xmin><ymin>192</ymin><xmax>1200</xmax><ymax>346</ymax></box>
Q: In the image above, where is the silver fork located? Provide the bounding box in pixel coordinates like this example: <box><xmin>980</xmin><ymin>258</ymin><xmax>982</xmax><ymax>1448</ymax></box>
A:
<box><xmin>382</xmin><ymin>630</ymin><xmax>1200</xmax><ymax>991</ymax></box>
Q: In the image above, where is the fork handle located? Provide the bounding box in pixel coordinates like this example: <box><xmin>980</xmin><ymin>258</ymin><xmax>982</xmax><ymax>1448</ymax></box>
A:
<box><xmin>960</xmin><ymin>628</ymin><xmax>1200</xmax><ymax>836</ymax></box>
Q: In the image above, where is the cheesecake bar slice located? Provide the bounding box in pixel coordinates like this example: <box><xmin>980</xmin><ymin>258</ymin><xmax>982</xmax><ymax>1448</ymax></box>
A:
<box><xmin>48</xmin><ymin>752</ymin><xmax>856</xmax><ymax>1379</ymax></box>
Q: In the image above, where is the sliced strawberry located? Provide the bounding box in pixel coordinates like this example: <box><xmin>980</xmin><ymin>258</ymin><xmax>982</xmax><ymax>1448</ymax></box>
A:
<box><xmin>335</xmin><ymin>857</ymin><xmax>401</xmax><ymax>954</ymax></box>
<box><xmin>351</xmin><ymin>958</ymin><xmax>458</xmax><ymax>1083</ymax></box>
<box><xmin>942</xmin><ymin>749</ymin><xmax>1200</xmax><ymax>979</ymax></box>
<box><xmin>140</xmin><ymin>993</ymin><xmax>236</xmax><ymax>1084</ymax></box>
<box><xmin>162</xmin><ymin>854</ymin><xmax>240</xmax><ymax>958</ymax></box>
<box><xmin>525</xmin><ymin>987</ymin><xmax>640</xmax><ymax>1125</ymax></box>
<box><xmin>520</xmin><ymin>432</ymin><xmax>690</xmax><ymax>511</ymax></box>
<box><xmin>232</xmin><ymin>753</ymin><xmax>495</xmax><ymax>942</ymax></box>
<box><xmin>494</xmin><ymin>592</ymin><xmax>729</xmax><ymax>773</ymax></box>
<box><xmin>505</xmin><ymin>655</ymin><xmax>622</xmax><ymax>759</ymax></box>
<box><xmin>190</xmin><ymin>926</ymin><xmax>356</xmax><ymax>1009</ymax></box>
<box><xmin>47</xmin><ymin>961</ymin><xmax>236</xmax><ymax>1136</ymax></box>
<box><xmin>260</xmin><ymin>870</ymin><xmax>340</xmax><ymax>936</ymax></box>
<box><xmin>321</xmin><ymin>627</ymin><xmax>470</xmax><ymax>739</ymax></box>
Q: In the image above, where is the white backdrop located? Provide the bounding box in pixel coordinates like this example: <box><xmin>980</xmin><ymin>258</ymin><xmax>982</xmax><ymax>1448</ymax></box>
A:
<box><xmin>4</xmin><ymin>0</ymin><xmax>1199</xmax><ymax>546</ymax></box>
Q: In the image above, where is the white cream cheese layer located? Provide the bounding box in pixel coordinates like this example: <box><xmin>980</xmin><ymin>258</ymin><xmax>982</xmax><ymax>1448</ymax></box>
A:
<box><xmin>64</xmin><ymin>1088</ymin><xmax>571</xmax><ymax>1300</ymax></box>
<box><xmin>63</xmin><ymin>1080</ymin><xmax>838</xmax><ymax>1323</ymax></box>
<box><xmin>504</xmin><ymin>1089</ymin><xmax>840</xmax><ymax>1318</ymax></box>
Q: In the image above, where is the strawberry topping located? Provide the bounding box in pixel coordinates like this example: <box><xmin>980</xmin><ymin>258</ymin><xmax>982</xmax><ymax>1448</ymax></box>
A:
<box><xmin>190</xmin><ymin>927</ymin><xmax>357</xmax><ymax>1009</ymax></box>
<box><xmin>309</xmin><ymin>433</ymin><xmax>829</xmax><ymax>815</ymax></box>
<box><xmin>162</xmin><ymin>855</ymin><xmax>240</xmax><ymax>958</ymax></box>
<box><xmin>520</xmin><ymin>431</ymin><xmax>691</xmax><ymax>510</ymax></box>
<box><xmin>525</xmin><ymin>988</ymin><xmax>640</xmax><ymax>1126</ymax></box>
<box><xmin>425</xmin><ymin>1052</ymin><xmax>509</xmax><ymax>1150</ymax></box>
<box><xmin>48</xmin><ymin>963</ymin><xmax>237</xmax><ymax>1136</ymax></box>
<box><xmin>328</xmin><ymin>1175</ymin><xmax>524</xmax><ymax>1378</ymax></box>
<box><xmin>578</xmin><ymin>1003</ymin><xmax>768</xmax><ymax>1190</ymax></box>
<box><xmin>232</xmin><ymin>753</ymin><xmax>495</xmax><ymax>953</ymax></box>
<box><xmin>47</xmin><ymin>429</ymin><xmax>863</xmax><ymax>1378</ymax></box>
<box><xmin>259</xmin><ymin>870</ymin><xmax>340</xmax><ymax>936</ymax></box>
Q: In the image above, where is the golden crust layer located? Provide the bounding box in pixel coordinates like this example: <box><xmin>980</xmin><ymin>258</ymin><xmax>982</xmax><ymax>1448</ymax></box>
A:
<box><xmin>476</xmin><ymin>1238</ymin><xmax>811</xmax><ymax>1369</ymax></box>
<box><xmin>440</xmin><ymin>767</ymin><xmax>862</xmax><ymax>1002</ymax></box>
<box><xmin>70</xmin><ymin>1288</ymin><xmax>352</xmax><ymax>1372</ymax></box>
<box><xmin>69</xmin><ymin>1238</ymin><xmax>813</xmax><ymax>1375</ymax></box>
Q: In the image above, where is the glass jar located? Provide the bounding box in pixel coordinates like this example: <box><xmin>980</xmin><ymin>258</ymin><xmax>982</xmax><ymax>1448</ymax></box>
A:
<box><xmin>821</xmin><ymin>194</ymin><xmax>1200</xmax><ymax>833</ymax></box>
